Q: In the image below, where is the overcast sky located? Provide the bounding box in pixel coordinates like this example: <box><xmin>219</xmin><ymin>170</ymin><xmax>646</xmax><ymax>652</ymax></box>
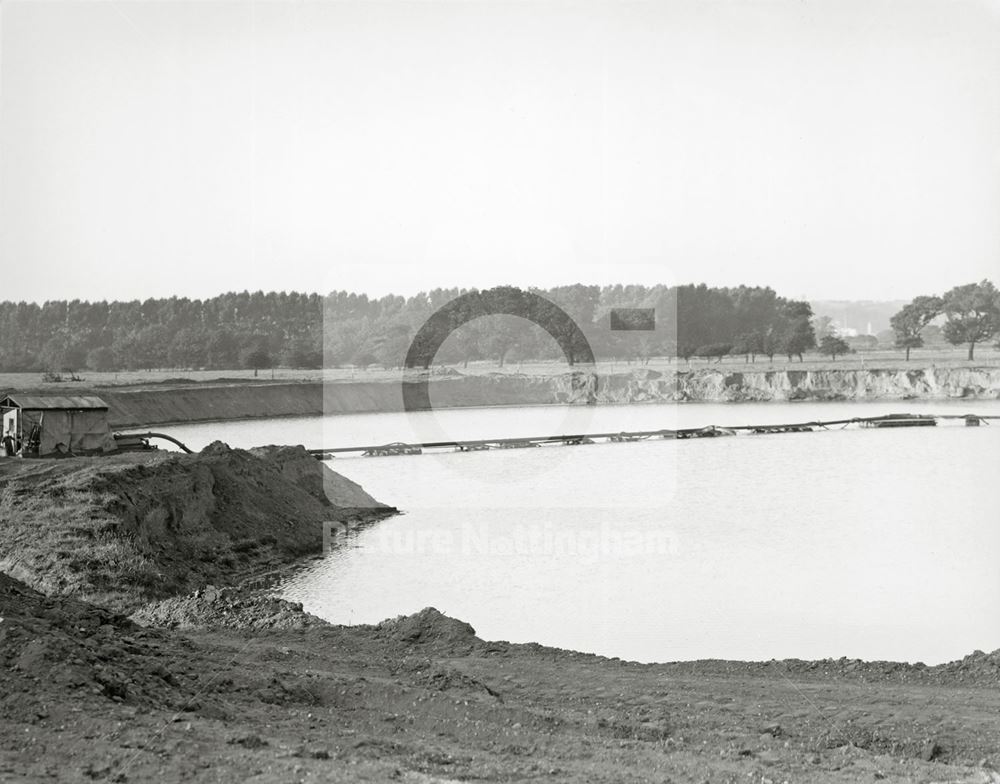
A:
<box><xmin>1</xmin><ymin>0</ymin><xmax>998</xmax><ymax>304</ymax></box>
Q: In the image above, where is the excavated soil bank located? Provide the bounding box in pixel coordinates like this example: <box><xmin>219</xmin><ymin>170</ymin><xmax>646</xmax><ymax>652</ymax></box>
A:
<box><xmin>0</xmin><ymin>443</ymin><xmax>394</xmax><ymax>612</ymax></box>
<box><xmin>92</xmin><ymin>366</ymin><xmax>1000</xmax><ymax>428</ymax></box>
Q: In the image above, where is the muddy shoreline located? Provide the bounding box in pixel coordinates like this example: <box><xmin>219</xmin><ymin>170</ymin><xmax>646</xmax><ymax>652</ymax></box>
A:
<box><xmin>1</xmin><ymin>446</ymin><xmax>998</xmax><ymax>782</ymax></box>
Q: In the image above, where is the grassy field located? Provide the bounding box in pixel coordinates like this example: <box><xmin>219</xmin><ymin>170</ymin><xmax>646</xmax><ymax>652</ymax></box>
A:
<box><xmin>0</xmin><ymin>346</ymin><xmax>998</xmax><ymax>391</ymax></box>
<box><xmin>456</xmin><ymin>346</ymin><xmax>1000</xmax><ymax>376</ymax></box>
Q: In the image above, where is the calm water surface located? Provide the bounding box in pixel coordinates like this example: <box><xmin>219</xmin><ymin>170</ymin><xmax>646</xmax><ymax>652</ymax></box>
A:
<box><xmin>161</xmin><ymin>400</ymin><xmax>1000</xmax><ymax>664</ymax></box>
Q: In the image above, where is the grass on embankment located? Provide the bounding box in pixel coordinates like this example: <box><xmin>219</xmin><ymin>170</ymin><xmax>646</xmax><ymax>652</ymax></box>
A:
<box><xmin>0</xmin><ymin>345</ymin><xmax>998</xmax><ymax>391</ymax></box>
<box><xmin>0</xmin><ymin>444</ymin><xmax>394</xmax><ymax>612</ymax></box>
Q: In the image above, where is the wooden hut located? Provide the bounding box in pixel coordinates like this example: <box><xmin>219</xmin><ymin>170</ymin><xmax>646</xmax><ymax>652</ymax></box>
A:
<box><xmin>0</xmin><ymin>395</ymin><xmax>113</xmax><ymax>456</ymax></box>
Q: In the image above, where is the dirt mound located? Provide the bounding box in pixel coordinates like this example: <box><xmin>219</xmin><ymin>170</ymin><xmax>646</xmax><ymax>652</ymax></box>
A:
<box><xmin>667</xmin><ymin>650</ymin><xmax>1000</xmax><ymax>689</ymax></box>
<box><xmin>0</xmin><ymin>572</ymin><xmax>205</xmax><ymax>720</ymax></box>
<box><xmin>933</xmin><ymin>649</ymin><xmax>1000</xmax><ymax>686</ymax></box>
<box><xmin>248</xmin><ymin>444</ymin><xmax>388</xmax><ymax>514</ymax></box>
<box><xmin>0</xmin><ymin>443</ymin><xmax>396</xmax><ymax>612</ymax></box>
<box><xmin>131</xmin><ymin>585</ymin><xmax>328</xmax><ymax>631</ymax></box>
<box><xmin>374</xmin><ymin>607</ymin><xmax>481</xmax><ymax>652</ymax></box>
<box><xmin>808</xmin><ymin>650</ymin><xmax>1000</xmax><ymax>687</ymax></box>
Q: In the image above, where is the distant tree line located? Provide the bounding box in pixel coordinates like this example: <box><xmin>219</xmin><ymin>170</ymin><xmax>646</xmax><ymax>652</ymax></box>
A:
<box><xmin>0</xmin><ymin>284</ymin><xmax>829</xmax><ymax>373</ymax></box>
<box><xmin>6</xmin><ymin>279</ymin><xmax>996</xmax><ymax>373</ymax></box>
<box><xmin>0</xmin><ymin>291</ymin><xmax>323</xmax><ymax>374</ymax></box>
<box><xmin>890</xmin><ymin>280</ymin><xmax>1000</xmax><ymax>361</ymax></box>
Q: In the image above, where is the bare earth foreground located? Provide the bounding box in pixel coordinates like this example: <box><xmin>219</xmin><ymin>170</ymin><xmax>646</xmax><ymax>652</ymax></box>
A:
<box><xmin>1</xmin><ymin>448</ymin><xmax>998</xmax><ymax>783</ymax></box>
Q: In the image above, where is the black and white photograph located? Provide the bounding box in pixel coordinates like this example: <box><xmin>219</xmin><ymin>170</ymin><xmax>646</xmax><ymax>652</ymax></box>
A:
<box><xmin>0</xmin><ymin>0</ymin><xmax>999</xmax><ymax>781</ymax></box>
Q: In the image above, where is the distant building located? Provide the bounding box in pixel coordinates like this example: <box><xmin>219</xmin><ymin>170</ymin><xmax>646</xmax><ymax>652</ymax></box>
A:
<box><xmin>831</xmin><ymin>321</ymin><xmax>858</xmax><ymax>338</ymax></box>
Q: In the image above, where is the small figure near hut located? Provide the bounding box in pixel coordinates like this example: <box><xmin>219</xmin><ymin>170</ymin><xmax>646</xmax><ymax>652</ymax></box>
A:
<box><xmin>2</xmin><ymin>428</ymin><xmax>16</xmax><ymax>457</ymax></box>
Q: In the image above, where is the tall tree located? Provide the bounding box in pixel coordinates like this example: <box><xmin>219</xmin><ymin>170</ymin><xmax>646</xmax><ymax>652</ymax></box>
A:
<box><xmin>818</xmin><ymin>334</ymin><xmax>851</xmax><ymax>361</ymax></box>
<box><xmin>889</xmin><ymin>296</ymin><xmax>942</xmax><ymax>361</ymax></box>
<box><xmin>779</xmin><ymin>301</ymin><xmax>816</xmax><ymax>362</ymax></box>
<box><xmin>373</xmin><ymin>323</ymin><xmax>411</xmax><ymax>369</ymax></box>
<box><xmin>241</xmin><ymin>346</ymin><xmax>272</xmax><ymax>377</ymax></box>
<box><xmin>941</xmin><ymin>280</ymin><xmax>999</xmax><ymax>360</ymax></box>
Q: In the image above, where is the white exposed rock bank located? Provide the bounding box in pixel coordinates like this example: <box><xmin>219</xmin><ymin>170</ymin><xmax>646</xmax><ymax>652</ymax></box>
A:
<box><xmin>564</xmin><ymin>366</ymin><xmax>1000</xmax><ymax>404</ymax></box>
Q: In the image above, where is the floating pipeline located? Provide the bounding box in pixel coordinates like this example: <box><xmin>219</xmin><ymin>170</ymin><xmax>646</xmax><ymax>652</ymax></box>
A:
<box><xmin>308</xmin><ymin>412</ymin><xmax>997</xmax><ymax>459</ymax></box>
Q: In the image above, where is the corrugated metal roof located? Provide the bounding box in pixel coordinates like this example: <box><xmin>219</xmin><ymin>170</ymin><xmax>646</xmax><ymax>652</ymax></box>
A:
<box><xmin>0</xmin><ymin>395</ymin><xmax>109</xmax><ymax>410</ymax></box>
